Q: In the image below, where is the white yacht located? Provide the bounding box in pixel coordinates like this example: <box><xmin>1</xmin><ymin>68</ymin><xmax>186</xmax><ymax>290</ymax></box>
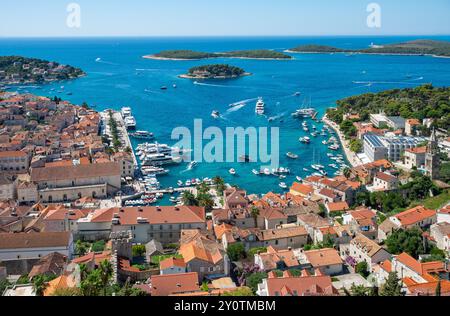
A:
<box><xmin>130</xmin><ymin>131</ymin><xmax>154</xmax><ymax>140</ymax></box>
<box><xmin>141</xmin><ymin>153</ymin><xmax>179</xmax><ymax>166</ymax></box>
<box><xmin>255</xmin><ymin>98</ymin><xmax>265</xmax><ymax>115</ymax></box>
<box><xmin>121</xmin><ymin>107</ymin><xmax>132</xmax><ymax>118</ymax></box>
<box><xmin>124</xmin><ymin>116</ymin><xmax>137</xmax><ymax>130</ymax></box>
<box><xmin>299</xmin><ymin>136</ymin><xmax>311</xmax><ymax>144</ymax></box>
<box><xmin>279</xmin><ymin>182</ymin><xmax>288</xmax><ymax>189</ymax></box>
<box><xmin>141</xmin><ymin>166</ymin><xmax>169</xmax><ymax>176</ymax></box>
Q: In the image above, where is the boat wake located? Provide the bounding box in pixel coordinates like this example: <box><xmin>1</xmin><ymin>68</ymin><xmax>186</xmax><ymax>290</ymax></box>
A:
<box><xmin>226</xmin><ymin>103</ymin><xmax>246</xmax><ymax>113</ymax></box>
<box><xmin>95</xmin><ymin>58</ymin><xmax>118</xmax><ymax>65</ymax></box>
<box><xmin>352</xmin><ymin>80</ymin><xmax>420</xmax><ymax>86</ymax></box>
<box><xmin>229</xmin><ymin>97</ymin><xmax>259</xmax><ymax>107</ymax></box>
<box><xmin>268</xmin><ymin>112</ymin><xmax>287</xmax><ymax>121</ymax></box>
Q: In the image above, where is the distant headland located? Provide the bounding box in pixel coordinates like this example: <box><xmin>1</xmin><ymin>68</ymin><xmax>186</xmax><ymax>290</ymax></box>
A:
<box><xmin>0</xmin><ymin>56</ymin><xmax>85</xmax><ymax>85</ymax></box>
<box><xmin>287</xmin><ymin>40</ymin><xmax>450</xmax><ymax>58</ymax></box>
<box><xmin>179</xmin><ymin>64</ymin><xmax>251</xmax><ymax>79</ymax></box>
<box><xmin>144</xmin><ymin>49</ymin><xmax>292</xmax><ymax>60</ymax></box>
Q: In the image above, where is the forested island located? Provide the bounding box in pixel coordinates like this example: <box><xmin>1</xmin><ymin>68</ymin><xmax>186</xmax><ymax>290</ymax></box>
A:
<box><xmin>289</xmin><ymin>40</ymin><xmax>450</xmax><ymax>57</ymax></box>
<box><xmin>0</xmin><ymin>56</ymin><xmax>85</xmax><ymax>85</ymax></box>
<box><xmin>144</xmin><ymin>49</ymin><xmax>292</xmax><ymax>60</ymax></box>
<box><xmin>179</xmin><ymin>64</ymin><xmax>250</xmax><ymax>79</ymax></box>
<box><xmin>327</xmin><ymin>84</ymin><xmax>450</xmax><ymax>130</ymax></box>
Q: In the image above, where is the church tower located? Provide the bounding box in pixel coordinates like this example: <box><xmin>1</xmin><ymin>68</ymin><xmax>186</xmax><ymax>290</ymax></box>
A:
<box><xmin>425</xmin><ymin>129</ymin><xmax>440</xmax><ymax>180</ymax></box>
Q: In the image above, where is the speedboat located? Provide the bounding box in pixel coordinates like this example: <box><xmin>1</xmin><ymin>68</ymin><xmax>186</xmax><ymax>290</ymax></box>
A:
<box><xmin>229</xmin><ymin>168</ymin><xmax>236</xmax><ymax>175</ymax></box>
<box><xmin>161</xmin><ymin>86</ymin><xmax>168</xmax><ymax>90</ymax></box>
<box><xmin>211</xmin><ymin>111</ymin><xmax>220</xmax><ymax>119</ymax></box>
<box><xmin>185</xmin><ymin>180</ymin><xmax>191</xmax><ymax>186</ymax></box>
<box><xmin>296</xmin><ymin>176</ymin><xmax>303</xmax><ymax>182</ymax></box>
<box><xmin>286</xmin><ymin>152</ymin><xmax>299</xmax><ymax>159</ymax></box>
<box><xmin>303</xmin><ymin>168</ymin><xmax>309</xmax><ymax>172</ymax></box>
<box><xmin>329</xmin><ymin>144</ymin><xmax>339</xmax><ymax>151</ymax></box>
<box><xmin>299</xmin><ymin>137</ymin><xmax>311</xmax><ymax>144</ymax></box>
<box><xmin>279</xmin><ymin>175</ymin><xmax>286</xmax><ymax>180</ymax></box>
<box><xmin>255</xmin><ymin>98</ymin><xmax>265</xmax><ymax>115</ymax></box>
<box><xmin>177</xmin><ymin>180</ymin><xmax>184</xmax><ymax>187</ymax></box>
<box><xmin>252</xmin><ymin>169</ymin><xmax>260</xmax><ymax>175</ymax></box>
<box><xmin>279</xmin><ymin>182</ymin><xmax>288</xmax><ymax>189</ymax></box>
<box><xmin>311</xmin><ymin>132</ymin><xmax>318</xmax><ymax>137</ymax></box>
<box><xmin>187</xmin><ymin>161</ymin><xmax>198</xmax><ymax>170</ymax></box>
<box><xmin>322</xmin><ymin>140</ymin><xmax>328</xmax><ymax>145</ymax></box>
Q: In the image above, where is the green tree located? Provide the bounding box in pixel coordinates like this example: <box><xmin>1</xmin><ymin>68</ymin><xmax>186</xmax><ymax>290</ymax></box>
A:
<box><xmin>32</xmin><ymin>275</ymin><xmax>48</xmax><ymax>296</ymax></box>
<box><xmin>99</xmin><ymin>260</ymin><xmax>113</xmax><ymax>296</ymax></box>
<box><xmin>227</xmin><ymin>242</ymin><xmax>246</xmax><ymax>261</ymax></box>
<box><xmin>132</xmin><ymin>244</ymin><xmax>146</xmax><ymax>258</ymax></box>
<box><xmin>52</xmin><ymin>287</ymin><xmax>82</xmax><ymax>296</ymax></box>
<box><xmin>380</xmin><ymin>272</ymin><xmax>404</xmax><ymax>296</ymax></box>
<box><xmin>201</xmin><ymin>281</ymin><xmax>209</xmax><ymax>292</ymax></box>
<box><xmin>355</xmin><ymin>261</ymin><xmax>369</xmax><ymax>278</ymax></box>
<box><xmin>181</xmin><ymin>191</ymin><xmax>199</xmax><ymax>206</ymax></box>
<box><xmin>196</xmin><ymin>192</ymin><xmax>214</xmax><ymax>211</ymax></box>
<box><xmin>213</xmin><ymin>176</ymin><xmax>226</xmax><ymax>196</ymax></box>
<box><xmin>246</xmin><ymin>272</ymin><xmax>268</xmax><ymax>294</ymax></box>
<box><xmin>385</xmin><ymin>228</ymin><xmax>425</xmax><ymax>258</ymax></box>
<box><xmin>81</xmin><ymin>269</ymin><xmax>103</xmax><ymax>296</ymax></box>
<box><xmin>250</xmin><ymin>206</ymin><xmax>260</xmax><ymax>228</ymax></box>
<box><xmin>0</xmin><ymin>279</ymin><xmax>11</xmax><ymax>295</ymax></box>
<box><xmin>350</xmin><ymin>284</ymin><xmax>370</xmax><ymax>296</ymax></box>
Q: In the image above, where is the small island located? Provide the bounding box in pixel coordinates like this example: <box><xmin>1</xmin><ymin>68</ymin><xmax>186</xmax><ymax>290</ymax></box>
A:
<box><xmin>179</xmin><ymin>64</ymin><xmax>250</xmax><ymax>79</ymax></box>
<box><xmin>144</xmin><ymin>49</ymin><xmax>292</xmax><ymax>60</ymax></box>
<box><xmin>288</xmin><ymin>40</ymin><xmax>450</xmax><ymax>58</ymax></box>
<box><xmin>0</xmin><ymin>56</ymin><xmax>85</xmax><ymax>85</ymax></box>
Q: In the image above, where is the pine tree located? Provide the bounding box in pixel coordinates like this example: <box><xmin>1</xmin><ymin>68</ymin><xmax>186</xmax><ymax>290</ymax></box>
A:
<box><xmin>380</xmin><ymin>272</ymin><xmax>404</xmax><ymax>296</ymax></box>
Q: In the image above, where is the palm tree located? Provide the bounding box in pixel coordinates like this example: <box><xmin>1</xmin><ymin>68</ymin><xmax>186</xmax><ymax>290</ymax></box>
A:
<box><xmin>99</xmin><ymin>260</ymin><xmax>113</xmax><ymax>296</ymax></box>
<box><xmin>213</xmin><ymin>176</ymin><xmax>226</xmax><ymax>195</ymax></box>
<box><xmin>181</xmin><ymin>191</ymin><xmax>198</xmax><ymax>206</ymax></box>
<box><xmin>343</xmin><ymin>167</ymin><xmax>351</xmax><ymax>179</ymax></box>
<box><xmin>250</xmin><ymin>206</ymin><xmax>260</xmax><ymax>228</ymax></box>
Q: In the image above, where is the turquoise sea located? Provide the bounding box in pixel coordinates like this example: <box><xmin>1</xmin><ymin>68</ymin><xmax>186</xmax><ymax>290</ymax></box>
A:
<box><xmin>1</xmin><ymin>36</ymin><xmax>450</xmax><ymax>197</ymax></box>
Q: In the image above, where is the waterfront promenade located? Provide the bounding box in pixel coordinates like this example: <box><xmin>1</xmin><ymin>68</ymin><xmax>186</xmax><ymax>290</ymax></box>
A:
<box><xmin>323</xmin><ymin>114</ymin><xmax>363</xmax><ymax>168</ymax></box>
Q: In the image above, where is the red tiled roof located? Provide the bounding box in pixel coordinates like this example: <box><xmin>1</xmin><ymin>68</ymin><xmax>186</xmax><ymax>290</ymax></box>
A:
<box><xmin>159</xmin><ymin>257</ymin><xmax>186</xmax><ymax>270</ymax></box>
<box><xmin>151</xmin><ymin>272</ymin><xmax>200</xmax><ymax>296</ymax></box>
<box><xmin>393</xmin><ymin>206</ymin><xmax>436</xmax><ymax>226</ymax></box>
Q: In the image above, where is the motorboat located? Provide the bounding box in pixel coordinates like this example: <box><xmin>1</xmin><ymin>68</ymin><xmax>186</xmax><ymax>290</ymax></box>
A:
<box><xmin>329</xmin><ymin>144</ymin><xmax>340</xmax><ymax>151</ymax></box>
<box><xmin>121</xmin><ymin>107</ymin><xmax>132</xmax><ymax>118</ymax></box>
<box><xmin>177</xmin><ymin>180</ymin><xmax>184</xmax><ymax>187</ymax></box>
<box><xmin>187</xmin><ymin>161</ymin><xmax>198</xmax><ymax>170</ymax></box>
<box><xmin>286</xmin><ymin>152</ymin><xmax>299</xmax><ymax>159</ymax></box>
<box><xmin>252</xmin><ymin>169</ymin><xmax>260</xmax><ymax>176</ymax></box>
<box><xmin>279</xmin><ymin>182</ymin><xmax>288</xmax><ymax>189</ymax></box>
<box><xmin>211</xmin><ymin>111</ymin><xmax>220</xmax><ymax>119</ymax></box>
<box><xmin>296</xmin><ymin>176</ymin><xmax>303</xmax><ymax>182</ymax></box>
<box><xmin>124</xmin><ymin>116</ymin><xmax>137</xmax><ymax>130</ymax></box>
<box><xmin>229</xmin><ymin>168</ymin><xmax>236</xmax><ymax>175</ymax></box>
<box><xmin>130</xmin><ymin>131</ymin><xmax>154</xmax><ymax>140</ymax></box>
<box><xmin>141</xmin><ymin>166</ymin><xmax>169</xmax><ymax>176</ymax></box>
<box><xmin>161</xmin><ymin>86</ymin><xmax>168</xmax><ymax>90</ymax></box>
<box><xmin>299</xmin><ymin>137</ymin><xmax>311</xmax><ymax>144</ymax></box>
<box><xmin>255</xmin><ymin>98</ymin><xmax>265</xmax><ymax>115</ymax></box>
<box><xmin>263</xmin><ymin>168</ymin><xmax>271</xmax><ymax>176</ymax></box>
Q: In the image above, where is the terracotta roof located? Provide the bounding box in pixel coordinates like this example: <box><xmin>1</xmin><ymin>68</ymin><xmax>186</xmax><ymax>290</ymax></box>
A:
<box><xmin>396</xmin><ymin>252</ymin><xmax>445</xmax><ymax>276</ymax></box>
<box><xmin>379</xmin><ymin>259</ymin><xmax>392</xmax><ymax>273</ymax></box>
<box><xmin>326</xmin><ymin>202</ymin><xmax>350</xmax><ymax>212</ymax></box>
<box><xmin>89</xmin><ymin>206</ymin><xmax>205</xmax><ymax>225</ymax></box>
<box><xmin>44</xmin><ymin>208</ymin><xmax>89</xmax><ymax>221</ymax></box>
<box><xmin>304</xmin><ymin>248</ymin><xmax>343</xmax><ymax>268</ymax></box>
<box><xmin>0</xmin><ymin>151</ymin><xmax>27</xmax><ymax>158</ymax></box>
<box><xmin>0</xmin><ymin>232</ymin><xmax>71</xmax><ymax>249</ymax></box>
<box><xmin>393</xmin><ymin>206</ymin><xmax>436</xmax><ymax>226</ymax></box>
<box><xmin>438</xmin><ymin>204</ymin><xmax>450</xmax><ymax>214</ymax></box>
<box><xmin>179</xmin><ymin>235</ymin><xmax>224</xmax><ymax>264</ymax></box>
<box><xmin>405</xmin><ymin>146</ymin><xmax>427</xmax><ymax>154</ymax></box>
<box><xmin>290</xmin><ymin>183</ymin><xmax>314</xmax><ymax>196</ymax></box>
<box><xmin>258</xmin><ymin>246</ymin><xmax>299</xmax><ymax>270</ymax></box>
<box><xmin>265</xmin><ymin>274</ymin><xmax>339</xmax><ymax>296</ymax></box>
<box><xmin>151</xmin><ymin>272</ymin><xmax>200</xmax><ymax>296</ymax></box>
<box><xmin>260</xmin><ymin>226</ymin><xmax>308</xmax><ymax>241</ymax></box>
<box><xmin>297</xmin><ymin>214</ymin><xmax>331</xmax><ymax>228</ymax></box>
<box><xmin>29</xmin><ymin>252</ymin><xmax>67</xmax><ymax>278</ymax></box>
<box><xmin>375</xmin><ymin>172</ymin><xmax>398</xmax><ymax>183</ymax></box>
<box><xmin>259</xmin><ymin>208</ymin><xmax>287</xmax><ymax>220</ymax></box>
<box><xmin>406</xmin><ymin>280</ymin><xmax>450</xmax><ymax>296</ymax></box>
<box><xmin>159</xmin><ymin>257</ymin><xmax>186</xmax><ymax>270</ymax></box>
<box><xmin>351</xmin><ymin>233</ymin><xmax>384</xmax><ymax>257</ymax></box>
<box><xmin>31</xmin><ymin>162</ymin><xmax>120</xmax><ymax>182</ymax></box>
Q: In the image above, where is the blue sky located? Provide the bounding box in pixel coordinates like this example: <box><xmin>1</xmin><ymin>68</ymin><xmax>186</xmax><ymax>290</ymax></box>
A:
<box><xmin>1</xmin><ymin>0</ymin><xmax>449</xmax><ymax>37</ymax></box>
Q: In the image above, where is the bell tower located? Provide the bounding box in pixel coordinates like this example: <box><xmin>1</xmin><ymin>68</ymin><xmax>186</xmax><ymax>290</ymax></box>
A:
<box><xmin>425</xmin><ymin>129</ymin><xmax>440</xmax><ymax>180</ymax></box>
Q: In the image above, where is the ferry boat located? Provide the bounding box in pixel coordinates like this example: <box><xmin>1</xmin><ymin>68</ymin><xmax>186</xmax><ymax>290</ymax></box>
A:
<box><xmin>141</xmin><ymin>166</ymin><xmax>169</xmax><ymax>176</ymax></box>
<box><xmin>291</xmin><ymin>108</ymin><xmax>317</xmax><ymax>119</ymax></box>
<box><xmin>279</xmin><ymin>182</ymin><xmax>288</xmax><ymax>189</ymax></box>
<box><xmin>211</xmin><ymin>111</ymin><xmax>220</xmax><ymax>119</ymax></box>
<box><xmin>299</xmin><ymin>136</ymin><xmax>311</xmax><ymax>144</ymax></box>
<box><xmin>141</xmin><ymin>153</ymin><xmax>180</xmax><ymax>166</ymax></box>
<box><xmin>229</xmin><ymin>168</ymin><xmax>237</xmax><ymax>175</ymax></box>
<box><xmin>130</xmin><ymin>131</ymin><xmax>154</xmax><ymax>140</ymax></box>
<box><xmin>121</xmin><ymin>107</ymin><xmax>132</xmax><ymax>118</ymax></box>
<box><xmin>124</xmin><ymin>116</ymin><xmax>137</xmax><ymax>130</ymax></box>
<box><xmin>255</xmin><ymin>98</ymin><xmax>265</xmax><ymax>115</ymax></box>
<box><xmin>286</xmin><ymin>152</ymin><xmax>299</xmax><ymax>159</ymax></box>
